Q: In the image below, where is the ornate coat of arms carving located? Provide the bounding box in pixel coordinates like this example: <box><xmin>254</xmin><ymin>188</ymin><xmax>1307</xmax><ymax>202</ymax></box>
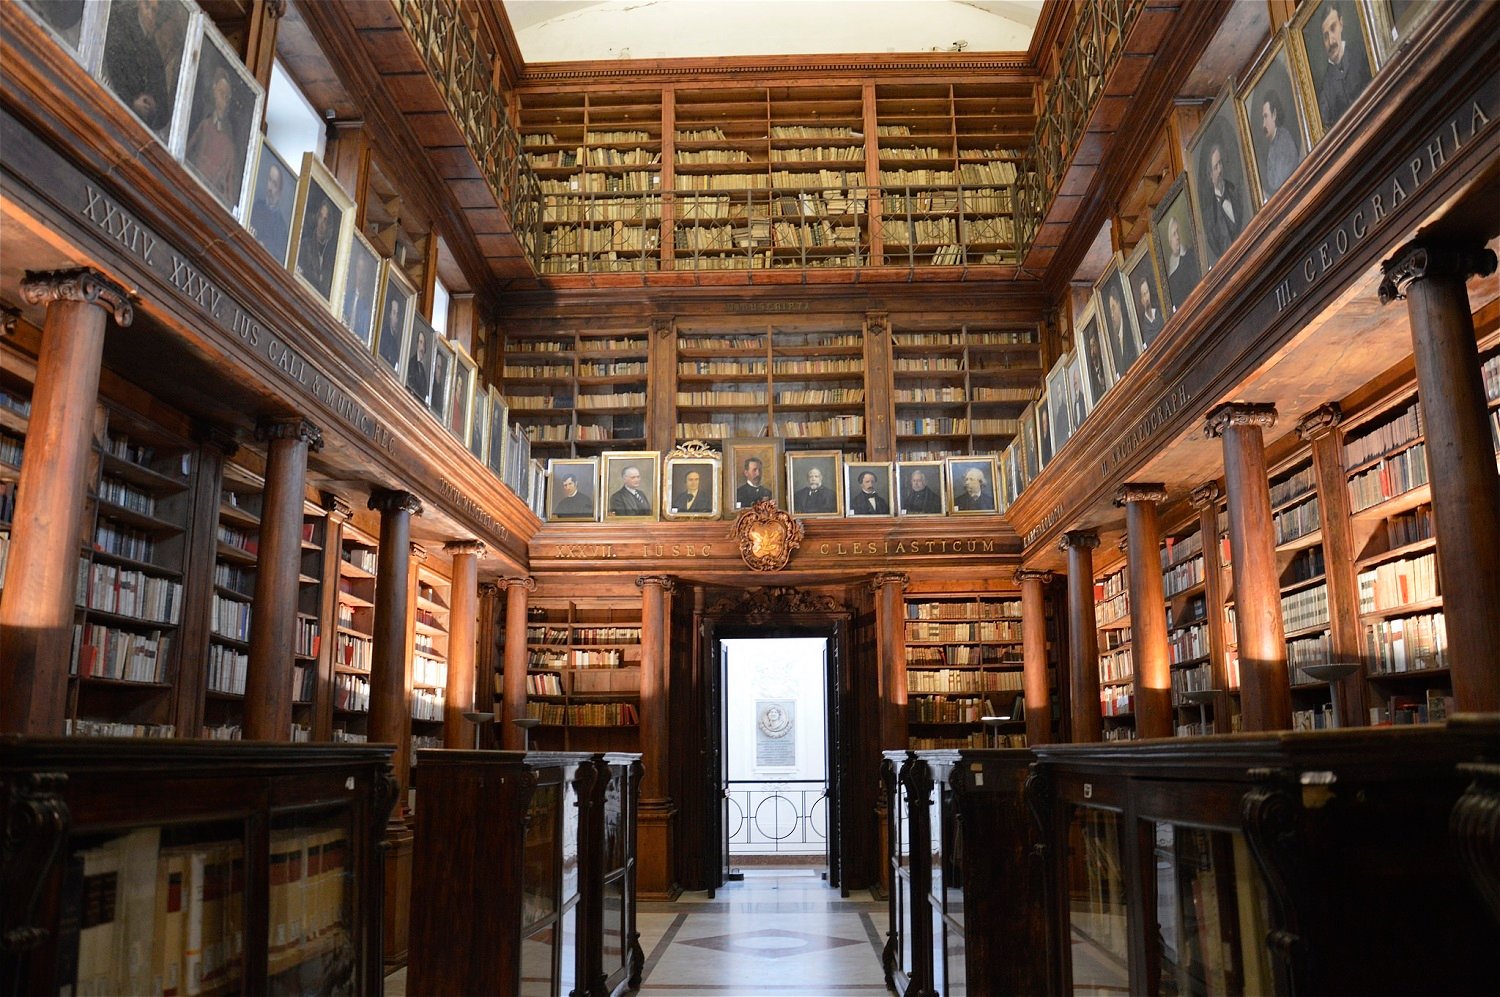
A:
<box><xmin>730</xmin><ymin>499</ymin><xmax>803</xmax><ymax>571</ymax></box>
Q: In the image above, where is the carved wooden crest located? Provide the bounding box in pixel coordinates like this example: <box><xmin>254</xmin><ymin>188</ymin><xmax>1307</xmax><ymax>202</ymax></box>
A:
<box><xmin>729</xmin><ymin>499</ymin><xmax>803</xmax><ymax>571</ymax></box>
<box><xmin>666</xmin><ymin>439</ymin><xmax>721</xmax><ymax>460</ymax></box>
<box><xmin>707</xmin><ymin>586</ymin><xmax>844</xmax><ymax>622</ymax></box>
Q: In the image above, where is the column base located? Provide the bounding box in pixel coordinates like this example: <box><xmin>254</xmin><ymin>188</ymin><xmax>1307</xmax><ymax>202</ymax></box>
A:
<box><xmin>637</xmin><ymin>799</ymin><xmax>680</xmax><ymax>901</ymax></box>
<box><xmin>382</xmin><ymin>816</ymin><xmax>414</xmax><ymax>971</ymax></box>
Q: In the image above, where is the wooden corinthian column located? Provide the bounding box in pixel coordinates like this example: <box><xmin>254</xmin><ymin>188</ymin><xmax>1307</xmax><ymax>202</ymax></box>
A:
<box><xmin>635</xmin><ymin>574</ymin><xmax>680</xmax><ymax>900</ymax></box>
<box><xmin>1059</xmin><ymin>530</ymin><xmax>1102</xmax><ymax>743</ymax></box>
<box><xmin>1379</xmin><ymin>241</ymin><xmax>1500</xmax><ymax>711</ymax></box>
<box><xmin>442</xmin><ymin>540</ymin><xmax>485</xmax><ymax>748</ymax></box>
<box><xmin>1206</xmin><ymin>403</ymin><xmax>1290</xmax><ymax>732</ymax></box>
<box><xmin>871</xmin><ymin>572</ymin><xmax>909</xmax><ymax>749</ymax></box>
<box><xmin>244</xmin><ymin>417</ymin><xmax>323</xmax><ymax>741</ymax></box>
<box><xmin>1115</xmin><ymin>484</ymin><xmax>1172</xmax><ymax>739</ymax></box>
<box><xmin>1014</xmin><ymin>568</ymin><xmax>1054</xmax><ymax>746</ymax></box>
<box><xmin>0</xmin><ymin>268</ymin><xmax>131</xmax><ymax>734</ymax></box>
<box><xmin>368</xmin><ymin>489</ymin><xmax>422</xmax><ymax>802</ymax></box>
<box><xmin>498</xmin><ymin>575</ymin><xmax>535</xmax><ymax>749</ymax></box>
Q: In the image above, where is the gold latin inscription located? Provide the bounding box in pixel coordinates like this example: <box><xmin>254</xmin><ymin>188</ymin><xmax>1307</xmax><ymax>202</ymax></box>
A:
<box><xmin>816</xmin><ymin>539</ymin><xmax>997</xmax><ymax>556</ymax></box>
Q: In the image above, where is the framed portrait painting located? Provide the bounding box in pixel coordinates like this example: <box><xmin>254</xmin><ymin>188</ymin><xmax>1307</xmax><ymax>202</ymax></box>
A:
<box><xmin>1066</xmin><ymin>354</ymin><xmax>1089</xmax><ymax>433</ymax></box>
<box><xmin>98</xmin><ymin>0</ymin><xmax>195</xmax><ymax>144</ymax></box>
<box><xmin>1291</xmin><ymin>0</ymin><xmax>1377</xmax><ymax>139</ymax></box>
<box><xmin>1097</xmin><ymin>253</ymin><xmax>1144</xmax><ymax>383</ymax></box>
<box><xmin>374</xmin><ymin>262</ymin><xmax>415</xmax><ymax>378</ymax></box>
<box><xmin>1152</xmin><ymin>173</ymin><xmax>1204</xmax><ymax>316</ymax></box>
<box><xmin>404</xmin><ymin>315</ymin><xmax>438</xmax><ymax>405</ymax></box>
<box><xmin>1045</xmin><ymin>356</ymin><xmax>1073</xmax><ymax>454</ymax></box>
<box><xmin>340</xmin><ymin>231</ymin><xmax>381</xmax><ymax>347</ymax></box>
<box><xmin>424</xmin><ymin>333</ymin><xmax>452</xmax><ymax>417</ymax></box>
<box><xmin>448</xmin><ymin>346</ymin><xmax>477</xmax><ymax>445</ymax></box>
<box><xmin>1239</xmin><ymin>31</ymin><xmax>1311</xmax><ymax>205</ymax></box>
<box><xmin>468</xmin><ymin>388</ymin><xmax>489</xmax><ymax>463</ymax></box>
<box><xmin>895</xmin><ymin>460</ymin><xmax>946</xmax><ymax>517</ymax></box>
<box><xmin>287</xmin><ymin>152</ymin><xmax>354</xmax><ymax>312</ymax></box>
<box><xmin>1036</xmin><ymin>388</ymin><xmax>1055</xmax><ymax>468</ymax></box>
<box><xmin>17</xmin><ymin>0</ymin><xmax>105</xmax><ymax>68</ymax></box>
<box><xmin>785</xmin><ymin>451</ymin><xmax>842</xmax><ymax>518</ymax></box>
<box><xmin>947</xmin><ymin>456</ymin><xmax>998</xmax><ymax>515</ymax></box>
<box><xmin>664</xmin><ymin>452</ymin><xmax>722</xmax><ymax>520</ymax></box>
<box><xmin>1018</xmin><ymin>403</ymin><xmax>1040</xmax><ymax>487</ymax></box>
<box><xmin>723</xmin><ymin>438</ymin><xmax>783</xmax><ymax>514</ymax></box>
<box><xmin>246</xmin><ymin>138</ymin><xmax>296</xmax><ymax>265</ymax></box>
<box><xmin>845</xmin><ymin>461</ymin><xmax>894</xmax><ymax>517</ymax></box>
<box><xmin>1122</xmin><ymin>238</ymin><xmax>1168</xmax><ymax>350</ymax></box>
<box><xmin>1368</xmin><ymin>0</ymin><xmax>1437</xmax><ymax>65</ymax></box>
<box><xmin>486</xmin><ymin>387</ymin><xmax>509</xmax><ymax>478</ymax></box>
<box><xmin>1074</xmin><ymin>299</ymin><xmax>1114</xmax><ymax>408</ymax></box>
<box><xmin>1186</xmin><ymin>85</ymin><xmax>1256</xmax><ymax>272</ymax></box>
<box><xmin>176</xmin><ymin>21</ymin><xmax>263</xmax><ymax>218</ymax></box>
<box><xmin>601</xmin><ymin>451</ymin><xmax>660</xmax><ymax>522</ymax></box>
<box><xmin>547</xmin><ymin>458</ymin><xmax>599</xmax><ymax>523</ymax></box>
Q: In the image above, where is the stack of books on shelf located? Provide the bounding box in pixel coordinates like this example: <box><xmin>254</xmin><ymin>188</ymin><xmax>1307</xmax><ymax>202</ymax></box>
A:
<box><xmin>1281</xmin><ymin>583</ymin><xmax>1330</xmax><ymax>632</ymax></box>
<box><xmin>1273</xmin><ymin>494</ymin><xmax>1320</xmax><ymax>545</ymax></box>
<box><xmin>1364</xmin><ymin>612</ymin><xmax>1447</xmax><ymax>674</ymax></box>
<box><xmin>207</xmin><ymin>644</ymin><xmax>248</xmax><ymax>695</ymax></box>
<box><xmin>909</xmin><ymin>697</ymin><xmax>990</xmax><ymax>723</ymax></box>
<box><xmin>1356</xmin><ymin>552</ymin><xmax>1438</xmax><ymax>612</ymax></box>
<box><xmin>71</xmin><ymin>625</ymin><xmax>169</xmax><ymax>683</ymax></box>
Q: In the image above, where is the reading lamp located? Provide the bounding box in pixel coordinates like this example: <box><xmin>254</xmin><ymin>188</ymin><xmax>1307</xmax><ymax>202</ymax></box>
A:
<box><xmin>1300</xmin><ymin>661</ymin><xmax>1361</xmax><ymax>729</ymax></box>
<box><xmin>461</xmin><ymin>711</ymin><xmax>493</xmax><ymax>750</ymax></box>
<box><xmin>513</xmin><ymin>716</ymin><xmax>542</xmax><ymax>752</ymax></box>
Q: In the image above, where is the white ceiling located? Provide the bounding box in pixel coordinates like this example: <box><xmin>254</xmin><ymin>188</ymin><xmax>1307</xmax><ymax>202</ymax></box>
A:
<box><xmin>502</xmin><ymin>1</ymin><xmax>1044</xmax><ymax>63</ymax></box>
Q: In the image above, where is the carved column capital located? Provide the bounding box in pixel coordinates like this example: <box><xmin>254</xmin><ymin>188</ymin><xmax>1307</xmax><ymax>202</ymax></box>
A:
<box><xmin>1294</xmin><ymin>403</ymin><xmax>1343</xmax><ymax>442</ymax></box>
<box><xmin>1378</xmin><ymin>241</ymin><xmax>1498</xmax><ymax>304</ymax></box>
<box><xmin>21</xmin><ymin>268</ymin><xmax>133</xmax><ymax>326</ymax></box>
<box><xmin>368</xmin><ymin>488</ymin><xmax>423</xmax><ymax>517</ymax></box>
<box><xmin>409</xmin><ymin>543</ymin><xmax>428</xmax><ymax>563</ymax></box>
<box><xmin>0</xmin><ymin>301</ymin><xmax>19</xmax><ymax>338</ymax></box>
<box><xmin>1058</xmin><ymin>529</ymin><xmax>1100</xmax><ymax>553</ymax></box>
<box><xmin>869</xmin><ymin>571</ymin><xmax>908</xmax><ymax>594</ymax></box>
<box><xmin>636</xmin><ymin>574</ymin><xmax>677</xmax><ymax>594</ymax></box>
<box><xmin>1204</xmin><ymin>402</ymin><xmax>1278</xmax><ymax>439</ymax></box>
<box><xmin>865</xmin><ymin>311</ymin><xmax>890</xmax><ymax>338</ymax></box>
<box><xmin>1014</xmin><ymin>568</ymin><xmax>1054</xmax><ymax>585</ymax></box>
<box><xmin>651</xmin><ymin>316</ymin><xmax>674</xmax><ymax>339</ymax></box>
<box><xmin>265</xmin><ymin>0</ymin><xmax>288</xmax><ymax>19</ymax></box>
<box><xmin>1113</xmin><ymin>483</ymin><xmax>1169</xmax><ymax>507</ymax></box>
<box><xmin>1189</xmin><ymin>482</ymin><xmax>1222</xmax><ymax>509</ymax></box>
<box><xmin>194</xmin><ymin>423</ymin><xmax>240</xmax><ymax>460</ymax></box>
<box><xmin>499</xmin><ymin>575</ymin><xmax>536</xmax><ymax>593</ymax></box>
<box><xmin>254</xmin><ymin>416</ymin><xmax>324</xmax><ymax>452</ymax></box>
<box><xmin>478</xmin><ymin>581</ymin><xmax>501</xmax><ymax>599</ymax></box>
<box><xmin>444</xmin><ymin>539</ymin><xmax>488</xmax><ymax>558</ymax></box>
<box><xmin>322</xmin><ymin>491</ymin><xmax>354</xmax><ymax>523</ymax></box>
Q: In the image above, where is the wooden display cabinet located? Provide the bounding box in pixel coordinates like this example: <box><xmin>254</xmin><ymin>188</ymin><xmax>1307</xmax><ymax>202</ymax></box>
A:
<box><xmin>408</xmin><ymin>750</ymin><xmax>643</xmax><ymax>997</ymax></box>
<box><xmin>0</xmin><ymin>737</ymin><xmax>397</xmax><ymax>995</ymax></box>
<box><xmin>1030</xmin><ymin>726</ymin><xmax>1495</xmax><ymax>995</ymax></box>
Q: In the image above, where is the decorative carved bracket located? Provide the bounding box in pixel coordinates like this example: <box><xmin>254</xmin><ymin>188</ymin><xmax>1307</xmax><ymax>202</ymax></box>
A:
<box><xmin>730</xmin><ymin>499</ymin><xmax>804</xmax><ymax>571</ymax></box>
<box><xmin>21</xmin><ymin>267</ymin><xmax>133</xmax><ymax>326</ymax></box>
<box><xmin>666</xmin><ymin>440</ymin><xmax>721</xmax><ymax>460</ymax></box>
<box><xmin>1014</xmin><ymin>568</ymin><xmax>1054</xmax><ymax>585</ymax></box>
<box><xmin>369</xmin><ymin>488</ymin><xmax>424</xmax><ymax>517</ymax></box>
<box><xmin>1058</xmin><ymin>529</ymin><xmax>1100</xmax><ymax>553</ymax></box>
<box><xmin>322</xmin><ymin>491</ymin><xmax>354</xmax><ymax>522</ymax></box>
<box><xmin>868</xmin><ymin>571</ymin><xmax>908</xmax><ymax>595</ymax></box>
<box><xmin>444</xmin><ymin>539</ymin><xmax>488</xmax><ymax>558</ymax></box>
<box><xmin>499</xmin><ymin>575</ymin><xmax>537</xmax><ymax>593</ymax></box>
<box><xmin>1</xmin><ymin>772</ymin><xmax>70</xmax><ymax>957</ymax></box>
<box><xmin>1241</xmin><ymin>769</ymin><xmax>1311</xmax><ymax>996</ymax></box>
<box><xmin>1295</xmin><ymin>403</ymin><xmax>1343</xmax><ymax>442</ymax></box>
<box><xmin>705</xmin><ymin>586</ymin><xmax>844</xmax><ymax>623</ymax></box>
<box><xmin>254</xmin><ymin>416</ymin><xmax>324</xmax><ymax>452</ymax></box>
<box><xmin>1451</xmin><ymin>760</ymin><xmax>1500</xmax><ymax>926</ymax></box>
<box><xmin>1113</xmin><ymin>483</ymin><xmax>1169</xmax><ymax>507</ymax></box>
<box><xmin>1189</xmin><ymin>482</ymin><xmax>1222</xmax><ymax>509</ymax></box>
<box><xmin>635</xmin><ymin>574</ymin><xmax>677</xmax><ymax>595</ymax></box>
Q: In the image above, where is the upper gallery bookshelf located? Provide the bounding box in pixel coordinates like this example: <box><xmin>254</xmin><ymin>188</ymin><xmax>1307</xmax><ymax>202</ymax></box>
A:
<box><xmin>511</xmin><ymin>80</ymin><xmax>1030</xmax><ymax>274</ymax></box>
<box><xmin>516</xmin><ymin>599</ymin><xmax>643</xmax><ymax>752</ymax></box>
<box><xmin>501</xmin><ymin>327</ymin><xmax>650</xmax><ymax>458</ymax></box>
<box><xmin>888</xmin><ymin>324</ymin><xmax>1040</xmax><ymax>460</ymax></box>
<box><xmin>903</xmin><ymin>593</ymin><xmax>1028</xmax><ymax>749</ymax></box>
<box><xmin>675</xmin><ymin>322</ymin><xmax>867</xmax><ymax>455</ymax></box>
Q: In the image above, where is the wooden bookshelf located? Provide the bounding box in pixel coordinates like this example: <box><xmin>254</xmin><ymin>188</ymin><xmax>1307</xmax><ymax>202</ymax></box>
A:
<box><xmin>889</xmin><ymin>324</ymin><xmax>1041</xmax><ymax>459</ymax></box>
<box><xmin>501</xmin><ymin>327</ymin><xmax>650</xmax><ymax>458</ymax></box>
<box><xmin>71</xmin><ymin>406</ymin><xmax>194</xmax><ymax>739</ymax></box>
<box><xmin>521</xmin><ymin>599</ymin><xmax>643</xmax><ymax>752</ymax></box>
<box><xmin>1267</xmin><ymin>453</ymin><xmax>1336</xmax><ymax>730</ymax></box>
<box><xmin>1159</xmin><ymin>519</ymin><xmax>1221</xmax><ymax>735</ymax></box>
<box><xmin>1093</xmin><ymin>562</ymin><xmax>1135</xmax><ymax>740</ymax></box>
<box><xmin>902</xmin><ymin>593</ymin><xmax>1026</xmax><ymax>749</ymax></box>
<box><xmin>202</xmin><ymin>458</ymin><xmax>262</xmax><ymax>739</ymax></box>
<box><xmin>332</xmin><ymin>524</ymin><xmax>377</xmax><ymax>742</ymax></box>
<box><xmin>409</xmin><ymin>564</ymin><xmax>451</xmax><ymax>761</ymax></box>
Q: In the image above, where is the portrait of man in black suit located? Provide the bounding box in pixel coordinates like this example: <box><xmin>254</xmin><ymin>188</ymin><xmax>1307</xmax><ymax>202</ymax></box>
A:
<box><xmin>898</xmin><ymin>463</ymin><xmax>945</xmax><ymax>516</ymax></box>
<box><xmin>667</xmin><ymin>459</ymin><xmax>719</xmax><ymax>519</ymax></box>
<box><xmin>788</xmin><ymin>452</ymin><xmax>840</xmax><ymax>517</ymax></box>
<box><xmin>1100</xmin><ymin>267</ymin><xmax>1142</xmax><ymax>381</ymax></box>
<box><xmin>376</xmin><ymin>276</ymin><xmax>409</xmax><ymax>374</ymax></box>
<box><xmin>293</xmin><ymin>179</ymin><xmax>343</xmax><ymax>304</ymax></box>
<box><xmin>735</xmin><ymin>455</ymin><xmax>772</xmax><ymax>508</ymax></box>
<box><xmin>249</xmin><ymin>144</ymin><xmax>295</xmax><ymax>264</ymax></box>
<box><xmin>1245</xmin><ymin>46</ymin><xmax>1306</xmax><ymax>202</ymax></box>
<box><xmin>1154</xmin><ymin>178</ymin><xmax>1202</xmax><ymax>316</ymax></box>
<box><xmin>405</xmin><ymin>319</ymin><xmax>435</xmax><ymax>402</ymax></box>
<box><xmin>948</xmin><ymin>460</ymin><xmax>996</xmax><ymax>514</ymax></box>
<box><xmin>1303</xmin><ymin>1</ymin><xmax>1373</xmax><ymax>132</ymax></box>
<box><xmin>604</xmin><ymin>454</ymin><xmax>658</xmax><ymax>520</ymax></box>
<box><xmin>846</xmin><ymin>464</ymin><xmax>892</xmax><ymax>516</ymax></box>
<box><xmin>549</xmin><ymin>459</ymin><xmax>598</xmax><ymax>522</ymax></box>
<box><xmin>1133</xmin><ymin>270</ymin><xmax>1165</xmax><ymax>346</ymax></box>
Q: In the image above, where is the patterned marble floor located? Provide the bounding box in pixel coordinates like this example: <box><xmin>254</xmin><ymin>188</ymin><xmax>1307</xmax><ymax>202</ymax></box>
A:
<box><xmin>384</xmin><ymin>867</ymin><xmax>891</xmax><ymax>996</ymax></box>
<box><xmin>633</xmin><ymin>868</ymin><xmax>890</xmax><ymax>996</ymax></box>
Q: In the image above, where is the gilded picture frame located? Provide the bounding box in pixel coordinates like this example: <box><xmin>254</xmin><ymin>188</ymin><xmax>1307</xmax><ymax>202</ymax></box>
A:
<box><xmin>1151</xmin><ymin>172</ymin><xmax>1204</xmax><ymax>316</ymax></box>
<box><xmin>1045</xmin><ymin>355</ymin><xmax>1073</xmax><ymax>454</ymax></box>
<box><xmin>1238</xmin><ymin>29</ymin><xmax>1313</xmax><ymax>206</ymax></box>
<box><xmin>340</xmin><ymin>230</ymin><xmax>382</xmax><ymax>347</ymax></box>
<box><xmin>785</xmin><ymin>450</ymin><xmax>843</xmax><ymax>519</ymax></box>
<box><xmin>175</xmin><ymin>19</ymin><xmax>263</xmax><ymax>220</ymax></box>
<box><xmin>724</xmin><ymin>438</ymin><xmax>783</xmax><ymax>515</ymax></box>
<box><xmin>448</xmin><ymin>344</ymin><xmax>478</xmax><ymax>445</ymax></box>
<box><xmin>486</xmin><ymin>386</ymin><xmax>509</xmax><ymax>478</ymax></box>
<box><xmin>1122</xmin><ymin>237</ymin><xmax>1168</xmax><ymax>350</ymax></box>
<box><xmin>286</xmin><ymin>152</ymin><xmax>354</xmax><ymax>313</ymax></box>
<box><xmin>601</xmin><ymin>450</ymin><xmax>660</xmax><ymax>522</ymax></box>
<box><xmin>373</xmin><ymin>261</ymin><xmax>415</xmax><ymax>379</ymax></box>
<box><xmin>946</xmin><ymin>456</ymin><xmax>999</xmax><ymax>515</ymax></box>
<box><xmin>895</xmin><ymin>460</ymin><xmax>947</xmax><ymax>517</ymax></box>
<box><xmin>1074</xmin><ymin>297</ymin><xmax>1114</xmax><ymax>408</ymax></box>
<box><xmin>844</xmin><ymin>461</ymin><xmax>894</xmax><ymax>517</ymax></box>
<box><xmin>17</xmin><ymin>0</ymin><xmax>105</xmax><ymax>69</ymax></box>
<box><xmin>1289</xmin><ymin>0</ymin><xmax>1378</xmax><ymax>142</ymax></box>
<box><xmin>664</xmin><ymin>451</ymin><xmax>722</xmax><ymax>521</ymax></box>
<box><xmin>1185</xmin><ymin>83</ymin><xmax>1257</xmax><ymax>273</ymax></box>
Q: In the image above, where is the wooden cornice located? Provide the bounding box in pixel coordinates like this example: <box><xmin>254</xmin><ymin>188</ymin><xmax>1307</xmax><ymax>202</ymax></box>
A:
<box><xmin>1006</xmin><ymin>1</ymin><xmax>1500</xmax><ymax>567</ymax></box>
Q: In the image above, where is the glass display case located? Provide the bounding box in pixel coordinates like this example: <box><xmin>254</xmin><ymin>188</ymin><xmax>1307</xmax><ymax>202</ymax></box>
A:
<box><xmin>0</xmin><ymin>738</ymin><xmax>395</xmax><ymax>996</ymax></box>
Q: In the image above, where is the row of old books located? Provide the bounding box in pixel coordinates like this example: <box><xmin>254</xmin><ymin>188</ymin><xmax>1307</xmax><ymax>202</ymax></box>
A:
<box><xmin>1347</xmin><ymin>442</ymin><xmax>1429</xmax><ymax>512</ymax></box>
<box><xmin>1281</xmin><ymin>582</ymin><xmax>1330</xmax><ymax>633</ymax></box>
<box><xmin>1287</xmin><ymin>633</ymin><xmax>1332</xmax><ymax>683</ymax></box>
<box><xmin>81</xmin><ymin>558</ymin><xmax>184</xmax><ymax>624</ymax></box>
<box><xmin>1357</xmin><ymin>551</ymin><xmax>1439</xmax><ymax>612</ymax></box>
<box><xmin>1170</xmin><ymin>662</ymin><xmax>1214</xmax><ymax>699</ymax></box>
<box><xmin>206</xmin><ymin>642</ymin><xmax>248</xmax><ymax>695</ymax></box>
<box><xmin>95</xmin><ymin>520</ymin><xmax>157</xmax><ymax>564</ymax></box>
<box><xmin>210</xmin><ymin>594</ymin><xmax>252</xmax><ymax>643</ymax></box>
<box><xmin>568</xmin><ymin>702</ymin><xmax>639</xmax><ymax>726</ymax></box>
<box><xmin>70</xmin><ymin>624</ymin><xmax>169</xmax><ymax>683</ymax></box>
<box><xmin>294</xmin><ymin>619</ymin><xmax>319</xmax><ymax>659</ymax></box>
<box><xmin>1272</xmin><ymin>493</ymin><xmax>1320</xmax><ymax>545</ymax></box>
<box><xmin>909</xmin><ymin>696</ymin><xmax>992</xmax><ymax>723</ymax></box>
<box><xmin>333</xmin><ymin>673</ymin><xmax>369</xmax><ymax>713</ymax></box>
<box><xmin>335</xmin><ymin>631</ymin><xmax>372</xmax><ymax>672</ymax></box>
<box><xmin>213</xmin><ymin>561</ymin><xmax>254</xmax><ymax>596</ymax></box>
<box><xmin>1343</xmin><ymin>399</ymin><xmax>1421</xmax><ymax>467</ymax></box>
<box><xmin>99</xmin><ymin>475</ymin><xmax>159</xmax><ymax>516</ymax></box>
<box><xmin>527</xmin><ymin>672</ymin><xmax>565</xmax><ymax>696</ymax></box>
<box><xmin>772</xmin><ymin>357</ymin><xmax>862</xmax><ymax>374</ymax></box>
<box><xmin>1364</xmin><ymin>611</ymin><xmax>1447</xmax><ymax>674</ymax></box>
<box><xmin>906</xmin><ymin>619</ymin><xmax>1025</xmax><ymax>641</ymax></box>
<box><xmin>1269</xmin><ymin>463</ymin><xmax>1317</xmax><ymax>507</ymax></box>
<box><xmin>1101</xmin><ymin>646</ymin><xmax>1133</xmax><ymax>684</ymax></box>
<box><xmin>1101</xmin><ymin>683</ymin><xmax>1134</xmax><ymax>717</ymax></box>
<box><xmin>412</xmin><ymin>654</ymin><xmax>446</xmax><ymax>688</ymax></box>
<box><xmin>907</xmin><ymin>668</ymin><xmax>987</xmax><ymax>694</ymax></box>
<box><xmin>1168</xmin><ymin>622</ymin><xmax>1210</xmax><ymax>666</ymax></box>
<box><xmin>411</xmin><ymin>689</ymin><xmax>443</xmax><ymax>721</ymax></box>
<box><xmin>215</xmin><ymin>524</ymin><xmax>258</xmax><ymax>556</ymax></box>
<box><xmin>779</xmin><ymin>415</ymin><xmax>865</xmax><ymax>437</ymax></box>
<box><xmin>1163</xmin><ymin>553</ymin><xmax>1206</xmax><ymax>599</ymax></box>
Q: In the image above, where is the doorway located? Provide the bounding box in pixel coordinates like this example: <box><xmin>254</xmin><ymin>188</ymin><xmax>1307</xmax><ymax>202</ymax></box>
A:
<box><xmin>703</xmin><ymin>620</ymin><xmax>849</xmax><ymax>898</ymax></box>
<box><xmin>721</xmin><ymin>638</ymin><xmax>830</xmax><ymax>870</ymax></box>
